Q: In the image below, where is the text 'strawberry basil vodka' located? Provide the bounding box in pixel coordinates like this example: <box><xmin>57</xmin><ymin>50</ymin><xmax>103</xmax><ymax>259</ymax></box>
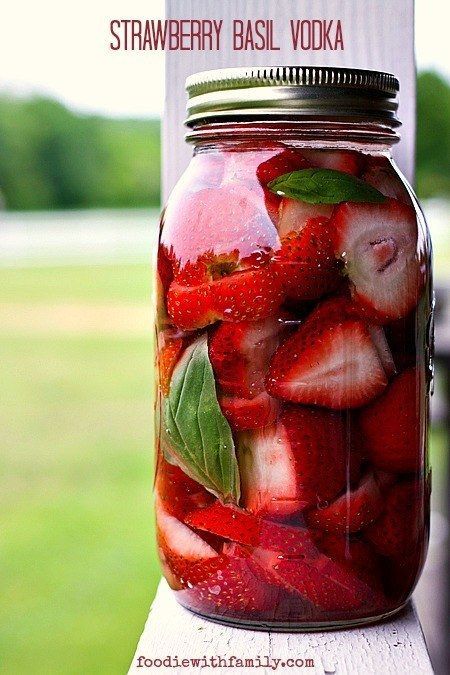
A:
<box><xmin>154</xmin><ymin>67</ymin><xmax>432</xmax><ymax>630</ymax></box>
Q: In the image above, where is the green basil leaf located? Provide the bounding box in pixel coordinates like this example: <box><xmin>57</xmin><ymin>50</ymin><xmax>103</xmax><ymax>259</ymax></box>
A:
<box><xmin>163</xmin><ymin>335</ymin><xmax>240</xmax><ymax>503</ymax></box>
<box><xmin>268</xmin><ymin>168</ymin><xmax>387</xmax><ymax>205</ymax></box>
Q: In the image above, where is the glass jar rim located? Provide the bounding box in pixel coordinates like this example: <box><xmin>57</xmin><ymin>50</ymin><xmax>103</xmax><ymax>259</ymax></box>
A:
<box><xmin>185</xmin><ymin>66</ymin><xmax>400</xmax><ymax>130</ymax></box>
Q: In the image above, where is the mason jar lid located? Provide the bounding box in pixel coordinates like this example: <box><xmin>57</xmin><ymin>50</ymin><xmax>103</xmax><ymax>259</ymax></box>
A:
<box><xmin>185</xmin><ymin>66</ymin><xmax>400</xmax><ymax>127</ymax></box>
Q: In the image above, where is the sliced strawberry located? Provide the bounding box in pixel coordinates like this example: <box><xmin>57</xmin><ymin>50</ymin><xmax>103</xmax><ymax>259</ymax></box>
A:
<box><xmin>255</xmin><ymin>548</ymin><xmax>383</xmax><ymax>612</ymax></box>
<box><xmin>256</xmin><ymin>149</ymin><xmax>310</xmax><ymax>226</ymax></box>
<box><xmin>276</xmin><ymin>198</ymin><xmax>333</xmax><ymax>238</ymax></box>
<box><xmin>281</xmin><ymin>406</ymin><xmax>347</xmax><ymax>507</ymax></box>
<box><xmin>167</xmin><ymin>264</ymin><xmax>284</xmax><ymax>330</ymax></box>
<box><xmin>332</xmin><ymin>198</ymin><xmax>421</xmax><ymax>321</ymax></box>
<box><xmin>237</xmin><ymin>423</ymin><xmax>300</xmax><ymax>517</ymax></box>
<box><xmin>301</xmin><ymin>149</ymin><xmax>362</xmax><ymax>175</ymax></box>
<box><xmin>318</xmin><ymin>535</ymin><xmax>383</xmax><ymax>591</ymax></box>
<box><xmin>158</xmin><ymin>337</ymin><xmax>183</xmax><ymax>396</ymax></box>
<box><xmin>256</xmin><ymin>148</ymin><xmax>308</xmax><ymax>185</ymax></box>
<box><xmin>177</xmin><ymin>543</ymin><xmax>311</xmax><ymax>620</ymax></box>
<box><xmin>177</xmin><ymin>551</ymin><xmax>272</xmax><ymax>617</ymax></box>
<box><xmin>358</xmin><ymin>368</ymin><xmax>421</xmax><ymax>473</ymax></box>
<box><xmin>266</xmin><ymin>298</ymin><xmax>391</xmax><ymax>409</ymax></box>
<box><xmin>156</xmin><ymin>498</ymin><xmax>217</xmax><ymax>581</ymax></box>
<box><xmin>306</xmin><ymin>472</ymin><xmax>384</xmax><ymax>534</ymax></box>
<box><xmin>219</xmin><ymin>392</ymin><xmax>279</xmax><ymax>431</ymax></box>
<box><xmin>274</xmin><ymin>210</ymin><xmax>340</xmax><ymax>302</ymax></box>
<box><xmin>185</xmin><ymin>502</ymin><xmax>317</xmax><ymax>557</ymax></box>
<box><xmin>156</xmin><ymin>458</ymin><xmax>214</xmax><ymax>520</ymax></box>
<box><xmin>166</xmin><ymin>279</ymin><xmax>213</xmax><ymax>330</ymax></box>
<box><xmin>297</xmin><ymin>296</ymin><xmax>395</xmax><ymax>379</ymax></box>
<box><xmin>238</xmin><ymin>407</ymin><xmax>347</xmax><ymax>517</ymax></box>
<box><xmin>209</xmin><ymin>314</ymin><xmax>289</xmax><ymax>398</ymax></box>
<box><xmin>365</xmin><ymin>481</ymin><xmax>422</xmax><ymax>558</ymax></box>
<box><xmin>210</xmin><ymin>265</ymin><xmax>284</xmax><ymax>323</ymax></box>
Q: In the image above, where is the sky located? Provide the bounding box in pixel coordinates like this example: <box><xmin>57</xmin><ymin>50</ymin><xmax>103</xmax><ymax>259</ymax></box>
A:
<box><xmin>0</xmin><ymin>0</ymin><xmax>448</xmax><ymax>118</ymax></box>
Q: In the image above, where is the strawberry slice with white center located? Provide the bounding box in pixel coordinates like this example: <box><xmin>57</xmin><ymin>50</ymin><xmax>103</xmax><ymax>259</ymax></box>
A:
<box><xmin>167</xmin><ymin>263</ymin><xmax>284</xmax><ymax>330</ymax></box>
<box><xmin>156</xmin><ymin>497</ymin><xmax>217</xmax><ymax>582</ymax></box>
<box><xmin>333</xmin><ymin>198</ymin><xmax>422</xmax><ymax>321</ymax></box>
<box><xmin>277</xmin><ymin>197</ymin><xmax>333</xmax><ymax>238</ymax></box>
<box><xmin>306</xmin><ymin>472</ymin><xmax>384</xmax><ymax>534</ymax></box>
<box><xmin>237</xmin><ymin>424</ymin><xmax>300</xmax><ymax>517</ymax></box>
<box><xmin>237</xmin><ymin>406</ymin><xmax>347</xmax><ymax>516</ymax></box>
<box><xmin>266</xmin><ymin>298</ymin><xmax>392</xmax><ymax>409</ymax></box>
<box><xmin>185</xmin><ymin>502</ymin><xmax>317</xmax><ymax>557</ymax></box>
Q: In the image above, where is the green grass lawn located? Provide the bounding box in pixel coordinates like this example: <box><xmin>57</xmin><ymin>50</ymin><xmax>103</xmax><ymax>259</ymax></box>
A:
<box><xmin>0</xmin><ymin>264</ymin><xmax>160</xmax><ymax>675</ymax></box>
<box><xmin>0</xmin><ymin>262</ymin><xmax>447</xmax><ymax>674</ymax></box>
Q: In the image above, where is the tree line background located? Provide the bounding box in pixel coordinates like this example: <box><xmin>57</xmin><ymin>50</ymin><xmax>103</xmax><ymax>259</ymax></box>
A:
<box><xmin>0</xmin><ymin>71</ymin><xmax>448</xmax><ymax>211</ymax></box>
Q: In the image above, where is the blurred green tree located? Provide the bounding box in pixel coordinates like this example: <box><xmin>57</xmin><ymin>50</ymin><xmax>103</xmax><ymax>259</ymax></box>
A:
<box><xmin>0</xmin><ymin>98</ymin><xmax>160</xmax><ymax>209</ymax></box>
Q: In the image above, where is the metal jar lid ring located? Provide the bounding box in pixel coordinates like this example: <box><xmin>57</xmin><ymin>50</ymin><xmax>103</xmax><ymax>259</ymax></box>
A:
<box><xmin>185</xmin><ymin>66</ymin><xmax>400</xmax><ymax>128</ymax></box>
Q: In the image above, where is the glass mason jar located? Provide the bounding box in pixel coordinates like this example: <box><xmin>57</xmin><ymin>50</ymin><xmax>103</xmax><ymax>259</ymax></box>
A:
<box><xmin>154</xmin><ymin>66</ymin><xmax>433</xmax><ymax>630</ymax></box>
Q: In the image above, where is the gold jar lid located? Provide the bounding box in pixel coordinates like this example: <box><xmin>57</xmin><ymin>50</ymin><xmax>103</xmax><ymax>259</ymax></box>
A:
<box><xmin>185</xmin><ymin>66</ymin><xmax>400</xmax><ymax>127</ymax></box>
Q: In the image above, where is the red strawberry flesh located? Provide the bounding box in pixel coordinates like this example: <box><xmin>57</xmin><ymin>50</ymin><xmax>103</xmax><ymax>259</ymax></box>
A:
<box><xmin>177</xmin><ymin>544</ymin><xmax>312</xmax><ymax>620</ymax></box>
<box><xmin>274</xmin><ymin>211</ymin><xmax>340</xmax><ymax>302</ymax></box>
<box><xmin>266</xmin><ymin>298</ymin><xmax>390</xmax><ymax>409</ymax></box>
<box><xmin>167</xmin><ymin>264</ymin><xmax>283</xmax><ymax>330</ymax></box>
<box><xmin>156</xmin><ymin>458</ymin><xmax>214</xmax><ymax>520</ymax></box>
<box><xmin>237</xmin><ymin>406</ymin><xmax>348</xmax><ymax>516</ymax></box>
<box><xmin>255</xmin><ymin>548</ymin><xmax>384</xmax><ymax>613</ymax></box>
<box><xmin>156</xmin><ymin>497</ymin><xmax>217</xmax><ymax>581</ymax></box>
<box><xmin>185</xmin><ymin>502</ymin><xmax>317</xmax><ymax>557</ymax></box>
<box><xmin>365</xmin><ymin>481</ymin><xmax>422</xmax><ymax>558</ymax></box>
<box><xmin>306</xmin><ymin>472</ymin><xmax>384</xmax><ymax>534</ymax></box>
<box><xmin>358</xmin><ymin>367</ymin><xmax>421</xmax><ymax>473</ymax></box>
<box><xmin>219</xmin><ymin>392</ymin><xmax>279</xmax><ymax>431</ymax></box>
<box><xmin>209</xmin><ymin>314</ymin><xmax>288</xmax><ymax>398</ymax></box>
